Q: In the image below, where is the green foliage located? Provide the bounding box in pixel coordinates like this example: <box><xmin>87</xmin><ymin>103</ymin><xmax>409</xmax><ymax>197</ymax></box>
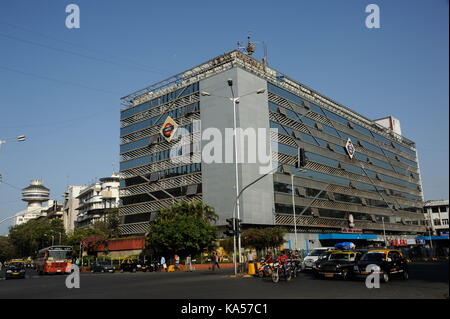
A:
<box><xmin>66</xmin><ymin>228</ymin><xmax>106</xmax><ymax>257</ymax></box>
<box><xmin>0</xmin><ymin>236</ymin><xmax>16</xmax><ymax>262</ymax></box>
<box><xmin>88</xmin><ymin>208</ymin><xmax>120</xmax><ymax>238</ymax></box>
<box><xmin>147</xmin><ymin>211</ymin><xmax>218</xmax><ymax>258</ymax></box>
<box><xmin>241</xmin><ymin>227</ymin><xmax>287</xmax><ymax>251</ymax></box>
<box><xmin>219</xmin><ymin>238</ymin><xmax>234</xmax><ymax>253</ymax></box>
<box><xmin>8</xmin><ymin>218</ymin><xmax>66</xmax><ymax>258</ymax></box>
<box><xmin>155</xmin><ymin>200</ymin><xmax>218</xmax><ymax>224</ymax></box>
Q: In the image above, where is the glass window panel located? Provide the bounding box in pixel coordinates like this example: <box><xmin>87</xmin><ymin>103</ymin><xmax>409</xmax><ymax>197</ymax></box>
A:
<box><xmin>305</xmin><ymin>152</ymin><xmax>339</xmax><ymax>168</ymax></box>
<box><xmin>300</xmin><ymin>132</ymin><xmax>319</xmax><ymax>146</ymax></box>
<box><xmin>268</xmin><ymin>83</ymin><xmax>303</xmax><ymax>106</ymax></box>
<box><xmin>322</xmin><ymin>109</ymin><xmax>348</xmax><ymax>126</ymax></box>
<box><xmin>322</xmin><ymin>124</ymin><xmax>340</xmax><ymax>138</ymax></box>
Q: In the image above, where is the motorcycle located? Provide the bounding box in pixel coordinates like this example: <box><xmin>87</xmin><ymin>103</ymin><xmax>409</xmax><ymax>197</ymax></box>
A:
<box><xmin>271</xmin><ymin>261</ymin><xmax>292</xmax><ymax>283</ymax></box>
<box><xmin>288</xmin><ymin>258</ymin><xmax>301</xmax><ymax>278</ymax></box>
<box><xmin>258</xmin><ymin>260</ymin><xmax>273</xmax><ymax>278</ymax></box>
<box><xmin>149</xmin><ymin>261</ymin><xmax>160</xmax><ymax>272</ymax></box>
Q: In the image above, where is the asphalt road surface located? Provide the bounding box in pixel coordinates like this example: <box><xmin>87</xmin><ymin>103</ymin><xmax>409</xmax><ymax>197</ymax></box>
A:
<box><xmin>0</xmin><ymin>262</ymin><xmax>448</xmax><ymax>299</ymax></box>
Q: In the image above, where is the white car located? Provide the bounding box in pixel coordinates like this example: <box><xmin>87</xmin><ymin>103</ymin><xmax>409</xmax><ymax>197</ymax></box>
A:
<box><xmin>301</xmin><ymin>247</ymin><xmax>334</xmax><ymax>271</ymax></box>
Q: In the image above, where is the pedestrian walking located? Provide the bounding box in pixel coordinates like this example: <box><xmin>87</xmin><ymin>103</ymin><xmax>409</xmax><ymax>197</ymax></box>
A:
<box><xmin>214</xmin><ymin>253</ymin><xmax>220</xmax><ymax>270</ymax></box>
<box><xmin>186</xmin><ymin>254</ymin><xmax>192</xmax><ymax>272</ymax></box>
<box><xmin>211</xmin><ymin>252</ymin><xmax>216</xmax><ymax>271</ymax></box>
<box><xmin>161</xmin><ymin>256</ymin><xmax>167</xmax><ymax>272</ymax></box>
<box><xmin>174</xmin><ymin>254</ymin><xmax>180</xmax><ymax>271</ymax></box>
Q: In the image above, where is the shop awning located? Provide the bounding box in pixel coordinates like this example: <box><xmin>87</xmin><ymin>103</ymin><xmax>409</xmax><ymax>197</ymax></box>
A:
<box><xmin>416</xmin><ymin>236</ymin><xmax>449</xmax><ymax>240</ymax></box>
<box><xmin>319</xmin><ymin>233</ymin><xmax>378</xmax><ymax>240</ymax></box>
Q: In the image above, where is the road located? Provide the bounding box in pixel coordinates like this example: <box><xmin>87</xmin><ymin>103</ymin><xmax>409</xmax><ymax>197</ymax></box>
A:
<box><xmin>0</xmin><ymin>262</ymin><xmax>448</xmax><ymax>299</ymax></box>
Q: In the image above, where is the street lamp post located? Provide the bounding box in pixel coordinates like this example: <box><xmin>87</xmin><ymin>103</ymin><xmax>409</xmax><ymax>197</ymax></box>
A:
<box><xmin>201</xmin><ymin>80</ymin><xmax>265</xmax><ymax>273</ymax></box>
<box><xmin>291</xmin><ymin>174</ymin><xmax>298</xmax><ymax>251</ymax></box>
<box><xmin>0</xmin><ymin>135</ymin><xmax>26</xmax><ymax>152</ymax></box>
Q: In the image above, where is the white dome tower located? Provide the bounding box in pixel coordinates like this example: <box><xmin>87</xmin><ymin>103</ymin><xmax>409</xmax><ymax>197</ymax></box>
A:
<box><xmin>21</xmin><ymin>179</ymin><xmax>50</xmax><ymax>209</ymax></box>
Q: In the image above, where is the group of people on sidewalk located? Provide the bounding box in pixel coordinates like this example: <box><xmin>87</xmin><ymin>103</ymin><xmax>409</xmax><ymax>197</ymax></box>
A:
<box><xmin>158</xmin><ymin>254</ymin><xmax>193</xmax><ymax>272</ymax></box>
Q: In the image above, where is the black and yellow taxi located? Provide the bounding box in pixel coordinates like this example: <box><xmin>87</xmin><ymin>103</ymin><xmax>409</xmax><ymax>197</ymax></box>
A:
<box><xmin>120</xmin><ymin>258</ymin><xmax>138</xmax><ymax>273</ymax></box>
<box><xmin>314</xmin><ymin>250</ymin><xmax>362</xmax><ymax>280</ymax></box>
<box><xmin>4</xmin><ymin>260</ymin><xmax>26</xmax><ymax>279</ymax></box>
<box><xmin>353</xmin><ymin>249</ymin><xmax>409</xmax><ymax>283</ymax></box>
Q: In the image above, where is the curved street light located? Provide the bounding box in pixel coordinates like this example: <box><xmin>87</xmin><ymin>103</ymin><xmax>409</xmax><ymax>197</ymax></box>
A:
<box><xmin>0</xmin><ymin>135</ymin><xmax>26</xmax><ymax>152</ymax></box>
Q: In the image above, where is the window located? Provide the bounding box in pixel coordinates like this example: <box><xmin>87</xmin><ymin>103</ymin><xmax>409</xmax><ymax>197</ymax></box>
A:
<box><xmin>186</xmin><ymin>184</ymin><xmax>198</xmax><ymax>196</ymax></box>
<box><xmin>322</xmin><ymin>124</ymin><xmax>340</xmax><ymax>137</ymax></box>
<box><xmin>322</xmin><ymin>109</ymin><xmax>348</xmax><ymax>126</ymax></box>
<box><xmin>268</xmin><ymin>83</ymin><xmax>303</xmax><ymax>106</ymax></box>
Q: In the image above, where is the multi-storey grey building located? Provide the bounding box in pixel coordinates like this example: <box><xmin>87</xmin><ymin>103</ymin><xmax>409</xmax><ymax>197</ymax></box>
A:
<box><xmin>119</xmin><ymin>51</ymin><xmax>426</xmax><ymax>249</ymax></box>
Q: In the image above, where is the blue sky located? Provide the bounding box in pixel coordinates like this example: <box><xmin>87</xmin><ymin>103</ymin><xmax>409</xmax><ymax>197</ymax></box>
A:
<box><xmin>0</xmin><ymin>0</ymin><xmax>448</xmax><ymax>235</ymax></box>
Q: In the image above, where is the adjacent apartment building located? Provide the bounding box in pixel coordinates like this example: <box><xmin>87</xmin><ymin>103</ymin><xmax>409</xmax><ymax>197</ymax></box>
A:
<box><xmin>62</xmin><ymin>185</ymin><xmax>87</xmax><ymax>234</ymax></box>
<box><xmin>119</xmin><ymin>51</ymin><xmax>426</xmax><ymax>248</ymax></box>
<box><xmin>424</xmin><ymin>200</ymin><xmax>449</xmax><ymax>236</ymax></box>
<box><xmin>75</xmin><ymin>174</ymin><xmax>120</xmax><ymax>229</ymax></box>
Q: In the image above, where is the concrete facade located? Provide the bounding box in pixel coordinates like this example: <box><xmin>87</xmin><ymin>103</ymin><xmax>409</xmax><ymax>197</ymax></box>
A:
<box><xmin>200</xmin><ymin>67</ymin><xmax>274</xmax><ymax>226</ymax></box>
<box><xmin>119</xmin><ymin>51</ymin><xmax>426</xmax><ymax>247</ymax></box>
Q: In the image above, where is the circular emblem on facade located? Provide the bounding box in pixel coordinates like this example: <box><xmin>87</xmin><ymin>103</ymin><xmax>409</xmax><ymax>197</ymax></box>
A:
<box><xmin>162</xmin><ymin>123</ymin><xmax>175</xmax><ymax>138</ymax></box>
<box><xmin>159</xmin><ymin>116</ymin><xmax>178</xmax><ymax>142</ymax></box>
<box><xmin>345</xmin><ymin>138</ymin><xmax>356</xmax><ymax>159</ymax></box>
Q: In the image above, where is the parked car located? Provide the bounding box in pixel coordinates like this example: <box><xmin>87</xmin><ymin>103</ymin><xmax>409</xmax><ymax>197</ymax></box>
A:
<box><xmin>353</xmin><ymin>249</ymin><xmax>409</xmax><ymax>283</ymax></box>
<box><xmin>136</xmin><ymin>260</ymin><xmax>150</xmax><ymax>272</ymax></box>
<box><xmin>301</xmin><ymin>247</ymin><xmax>334</xmax><ymax>271</ymax></box>
<box><xmin>314</xmin><ymin>250</ymin><xmax>362</xmax><ymax>280</ymax></box>
<box><xmin>120</xmin><ymin>258</ymin><xmax>137</xmax><ymax>272</ymax></box>
<box><xmin>4</xmin><ymin>261</ymin><xmax>26</xmax><ymax>279</ymax></box>
<box><xmin>91</xmin><ymin>260</ymin><xmax>115</xmax><ymax>273</ymax></box>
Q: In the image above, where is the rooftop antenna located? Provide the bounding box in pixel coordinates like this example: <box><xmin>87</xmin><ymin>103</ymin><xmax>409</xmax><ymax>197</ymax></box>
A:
<box><xmin>237</xmin><ymin>31</ymin><xmax>268</xmax><ymax>66</ymax></box>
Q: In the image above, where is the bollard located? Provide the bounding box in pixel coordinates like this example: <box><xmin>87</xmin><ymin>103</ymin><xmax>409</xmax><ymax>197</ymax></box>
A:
<box><xmin>248</xmin><ymin>263</ymin><xmax>256</xmax><ymax>275</ymax></box>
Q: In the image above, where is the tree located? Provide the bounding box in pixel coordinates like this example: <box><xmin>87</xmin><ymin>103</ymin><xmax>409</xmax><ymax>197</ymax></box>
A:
<box><xmin>0</xmin><ymin>236</ymin><xmax>16</xmax><ymax>262</ymax></box>
<box><xmin>8</xmin><ymin>218</ymin><xmax>66</xmax><ymax>258</ymax></box>
<box><xmin>241</xmin><ymin>227</ymin><xmax>287</xmax><ymax>256</ymax></box>
<box><xmin>147</xmin><ymin>202</ymin><xmax>219</xmax><ymax>258</ymax></box>
<box><xmin>156</xmin><ymin>200</ymin><xmax>218</xmax><ymax>224</ymax></box>
<box><xmin>66</xmin><ymin>228</ymin><xmax>106</xmax><ymax>257</ymax></box>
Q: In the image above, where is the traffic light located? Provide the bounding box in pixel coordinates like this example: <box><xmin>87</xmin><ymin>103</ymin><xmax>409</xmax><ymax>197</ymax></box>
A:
<box><xmin>235</xmin><ymin>218</ymin><xmax>242</xmax><ymax>235</ymax></box>
<box><xmin>224</xmin><ymin>218</ymin><xmax>235</xmax><ymax>237</ymax></box>
<box><xmin>297</xmin><ymin>148</ymin><xmax>308</xmax><ymax>168</ymax></box>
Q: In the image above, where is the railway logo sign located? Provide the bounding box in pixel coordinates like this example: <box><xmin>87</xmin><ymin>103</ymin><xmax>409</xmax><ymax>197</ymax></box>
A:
<box><xmin>160</xmin><ymin>116</ymin><xmax>178</xmax><ymax>142</ymax></box>
<box><xmin>345</xmin><ymin>138</ymin><xmax>356</xmax><ymax>159</ymax></box>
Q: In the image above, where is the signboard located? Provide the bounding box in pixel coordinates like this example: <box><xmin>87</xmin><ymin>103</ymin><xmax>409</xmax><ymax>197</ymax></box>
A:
<box><xmin>389</xmin><ymin>239</ymin><xmax>407</xmax><ymax>247</ymax></box>
<box><xmin>160</xmin><ymin>116</ymin><xmax>178</xmax><ymax>142</ymax></box>
<box><xmin>341</xmin><ymin>228</ymin><xmax>363</xmax><ymax>234</ymax></box>
<box><xmin>345</xmin><ymin>138</ymin><xmax>356</xmax><ymax>159</ymax></box>
<box><xmin>416</xmin><ymin>239</ymin><xmax>426</xmax><ymax>245</ymax></box>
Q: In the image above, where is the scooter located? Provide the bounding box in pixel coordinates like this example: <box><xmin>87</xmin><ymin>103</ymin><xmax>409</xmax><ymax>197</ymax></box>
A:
<box><xmin>258</xmin><ymin>260</ymin><xmax>273</xmax><ymax>278</ymax></box>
